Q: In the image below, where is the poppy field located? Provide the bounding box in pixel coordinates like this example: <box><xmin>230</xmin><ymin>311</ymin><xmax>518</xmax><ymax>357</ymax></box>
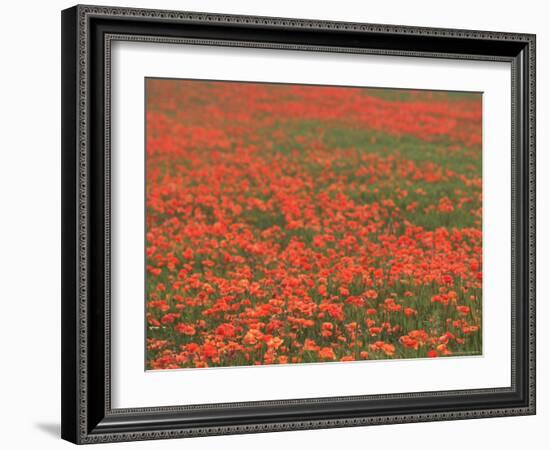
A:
<box><xmin>145</xmin><ymin>79</ymin><xmax>482</xmax><ymax>370</ymax></box>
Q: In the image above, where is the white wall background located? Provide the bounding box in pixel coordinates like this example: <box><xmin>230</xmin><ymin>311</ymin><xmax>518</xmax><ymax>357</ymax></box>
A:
<box><xmin>0</xmin><ymin>0</ymin><xmax>546</xmax><ymax>448</ymax></box>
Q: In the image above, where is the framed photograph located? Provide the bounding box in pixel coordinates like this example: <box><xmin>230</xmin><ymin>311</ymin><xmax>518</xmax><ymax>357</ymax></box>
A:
<box><xmin>61</xmin><ymin>4</ymin><xmax>536</xmax><ymax>444</ymax></box>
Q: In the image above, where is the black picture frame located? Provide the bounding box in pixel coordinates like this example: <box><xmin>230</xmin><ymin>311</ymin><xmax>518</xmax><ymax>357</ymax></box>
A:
<box><xmin>61</xmin><ymin>4</ymin><xmax>536</xmax><ymax>444</ymax></box>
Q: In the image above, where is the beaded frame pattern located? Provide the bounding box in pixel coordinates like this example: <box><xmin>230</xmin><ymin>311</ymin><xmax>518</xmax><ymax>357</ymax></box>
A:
<box><xmin>72</xmin><ymin>4</ymin><xmax>535</xmax><ymax>444</ymax></box>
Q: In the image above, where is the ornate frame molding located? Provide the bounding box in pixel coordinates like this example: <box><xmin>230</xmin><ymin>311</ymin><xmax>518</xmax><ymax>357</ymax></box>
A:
<box><xmin>61</xmin><ymin>4</ymin><xmax>536</xmax><ymax>444</ymax></box>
